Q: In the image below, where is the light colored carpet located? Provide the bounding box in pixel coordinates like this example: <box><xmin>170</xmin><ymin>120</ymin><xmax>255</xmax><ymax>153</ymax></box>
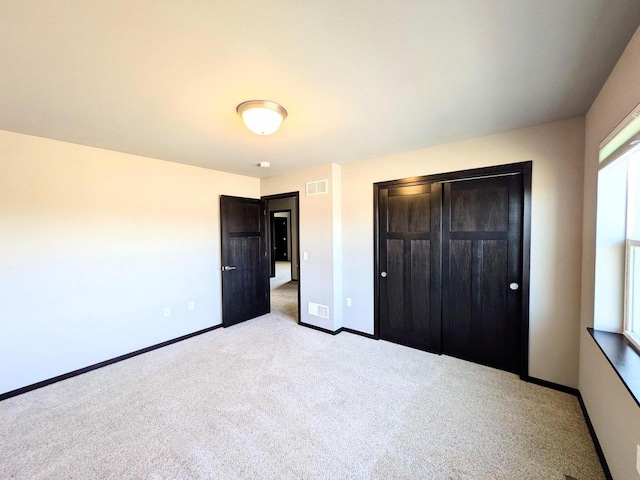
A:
<box><xmin>271</xmin><ymin>282</ymin><xmax>298</xmax><ymax>321</ymax></box>
<box><xmin>270</xmin><ymin>261</ymin><xmax>293</xmax><ymax>290</ymax></box>
<box><xmin>0</xmin><ymin>312</ymin><xmax>603</xmax><ymax>479</ymax></box>
<box><xmin>270</xmin><ymin>260</ymin><xmax>298</xmax><ymax>321</ymax></box>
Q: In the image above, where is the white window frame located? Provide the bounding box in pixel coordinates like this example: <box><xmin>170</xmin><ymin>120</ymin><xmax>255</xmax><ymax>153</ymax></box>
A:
<box><xmin>596</xmin><ymin>101</ymin><xmax>640</xmax><ymax>344</ymax></box>
<box><xmin>624</xmin><ymin>239</ymin><xmax>640</xmax><ymax>351</ymax></box>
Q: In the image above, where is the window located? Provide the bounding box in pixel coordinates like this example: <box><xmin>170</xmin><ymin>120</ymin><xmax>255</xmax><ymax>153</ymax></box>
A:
<box><xmin>597</xmin><ymin>103</ymin><xmax>640</xmax><ymax>351</ymax></box>
<box><xmin>624</xmin><ymin>153</ymin><xmax>640</xmax><ymax>349</ymax></box>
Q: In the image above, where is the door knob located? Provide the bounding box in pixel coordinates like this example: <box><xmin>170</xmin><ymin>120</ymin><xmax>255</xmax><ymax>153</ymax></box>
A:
<box><xmin>381</xmin><ymin>271</ymin><xmax>387</xmax><ymax>278</ymax></box>
<box><xmin>222</xmin><ymin>265</ymin><xmax>237</xmax><ymax>272</ymax></box>
<box><xmin>509</xmin><ymin>282</ymin><xmax>519</xmax><ymax>291</ymax></box>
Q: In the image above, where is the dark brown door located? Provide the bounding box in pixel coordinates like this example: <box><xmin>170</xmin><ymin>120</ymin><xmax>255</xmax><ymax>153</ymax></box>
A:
<box><xmin>378</xmin><ymin>183</ymin><xmax>442</xmax><ymax>352</ymax></box>
<box><xmin>375</xmin><ymin>164</ymin><xmax>530</xmax><ymax>375</ymax></box>
<box><xmin>273</xmin><ymin>217</ymin><xmax>288</xmax><ymax>261</ymax></box>
<box><xmin>220</xmin><ymin>195</ymin><xmax>270</xmax><ymax>327</ymax></box>
<box><xmin>442</xmin><ymin>175</ymin><xmax>522</xmax><ymax>373</ymax></box>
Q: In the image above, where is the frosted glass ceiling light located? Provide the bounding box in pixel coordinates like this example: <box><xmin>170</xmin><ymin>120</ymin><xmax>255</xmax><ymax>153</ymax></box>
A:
<box><xmin>237</xmin><ymin>100</ymin><xmax>287</xmax><ymax>135</ymax></box>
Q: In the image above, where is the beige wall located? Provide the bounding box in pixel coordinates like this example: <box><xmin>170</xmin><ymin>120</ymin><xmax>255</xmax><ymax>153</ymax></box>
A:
<box><xmin>0</xmin><ymin>130</ymin><xmax>259</xmax><ymax>394</ymax></box>
<box><xmin>1</xmin><ymin>116</ymin><xmax>587</xmax><ymax>394</ymax></box>
<box><xmin>580</xmin><ymin>26</ymin><xmax>640</xmax><ymax>480</ymax></box>
<box><xmin>261</xmin><ymin>164</ymin><xmax>341</xmax><ymax>331</ymax></box>
<box><xmin>341</xmin><ymin>117</ymin><xmax>585</xmax><ymax>387</ymax></box>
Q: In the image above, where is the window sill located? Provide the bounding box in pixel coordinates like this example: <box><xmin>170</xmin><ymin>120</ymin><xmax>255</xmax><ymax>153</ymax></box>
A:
<box><xmin>588</xmin><ymin>327</ymin><xmax>640</xmax><ymax>408</ymax></box>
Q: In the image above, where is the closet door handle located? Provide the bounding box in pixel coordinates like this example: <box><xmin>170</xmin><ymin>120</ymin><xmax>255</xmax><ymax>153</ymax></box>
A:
<box><xmin>509</xmin><ymin>282</ymin><xmax>519</xmax><ymax>291</ymax></box>
<box><xmin>381</xmin><ymin>271</ymin><xmax>387</xmax><ymax>278</ymax></box>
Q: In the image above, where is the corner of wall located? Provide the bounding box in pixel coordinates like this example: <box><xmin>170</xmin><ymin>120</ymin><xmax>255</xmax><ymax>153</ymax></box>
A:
<box><xmin>578</xmin><ymin>24</ymin><xmax>640</xmax><ymax>480</ymax></box>
<box><xmin>332</xmin><ymin>164</ymin><xmax>343</xmax><ymax>330</ymax></box>
<box><xmin>260</xmin><ymin>164</ymin><xmax>343</xmax><ymax>332</ymax></box>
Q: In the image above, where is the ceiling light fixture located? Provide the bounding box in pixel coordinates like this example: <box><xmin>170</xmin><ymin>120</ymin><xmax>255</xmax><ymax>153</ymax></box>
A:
<box><xmin>237</xmin><ymin>100</ymin><xmax>287</xmax><ymax>135</ymax></box>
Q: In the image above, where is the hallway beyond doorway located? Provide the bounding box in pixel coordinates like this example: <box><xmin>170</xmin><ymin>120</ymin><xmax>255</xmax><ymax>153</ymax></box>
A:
<box><xmin>270</xmin><ymin>261</ymin><xmax>298</xmax><ymax>321</ymax></box>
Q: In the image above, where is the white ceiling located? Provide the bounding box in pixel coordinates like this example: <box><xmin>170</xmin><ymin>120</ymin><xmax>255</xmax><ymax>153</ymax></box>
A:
<box><xmin>1</xmin><ymin>1</ymin><xmax>639</xmax><ymax>178</ymax></box>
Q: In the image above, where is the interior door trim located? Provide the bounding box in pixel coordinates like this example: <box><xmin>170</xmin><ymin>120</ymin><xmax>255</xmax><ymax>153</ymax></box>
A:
<box><xmin>373</xmin><ymin>161</ymin><xmax>532</xmax><ymax>378</ymax></box>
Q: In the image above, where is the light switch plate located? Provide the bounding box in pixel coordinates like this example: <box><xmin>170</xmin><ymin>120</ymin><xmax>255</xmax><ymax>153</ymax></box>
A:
<box><xmin>164</xmin><ymin>307</ymin><xmax>171</xmax><ymax>317</ymax></box>
<box><xmin>188</xmin><ymin>301</ymin><xmax>195</xmax><ymax>311</ymax></box>
<box><xmin>636</xmin><ymin>444</ymin><xmax>640</xmax><ymax>475</ymax></box>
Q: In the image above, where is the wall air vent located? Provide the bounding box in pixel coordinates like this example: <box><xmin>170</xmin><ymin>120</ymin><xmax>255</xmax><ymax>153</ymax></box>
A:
<box><xmin>308</xmin><ymin>302</ymin><xmax>330</xmax><ymax>319</ymax></box>
<box><xmin>306</xmin><ymin>179</ymin><xmax>328</xmax><ymax>196</ymax></box>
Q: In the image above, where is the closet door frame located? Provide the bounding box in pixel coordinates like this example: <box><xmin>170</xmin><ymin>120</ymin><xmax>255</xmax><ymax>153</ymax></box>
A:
<box><xmin>373</xmin><ymin>161</ymin><xmax>532</xmax><ymax>378</ymax></box>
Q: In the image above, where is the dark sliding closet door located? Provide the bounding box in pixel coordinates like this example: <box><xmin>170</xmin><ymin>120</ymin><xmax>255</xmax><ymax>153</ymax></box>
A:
<box><xmin>378</xmin><ymin>183</ymin><xmax>442</xmax><ymax>352</ymax></box>
<box><xmin>442</xmin><ymin>175</ymin><xmax>523</xmax><ymax>373</ymax></box>
<box><xmin>375</xmin><ymin>164</ymin><xmax>528</xmax><ymax>375</ymax></box>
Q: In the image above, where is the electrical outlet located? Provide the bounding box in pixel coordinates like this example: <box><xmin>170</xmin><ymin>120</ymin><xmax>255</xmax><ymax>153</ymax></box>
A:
<box><xmin>188</xmin><ymin>301</ymin><xmax>195</xmax><ymax>311</ymax></box>
<box><xmin>163</xmin><ymin>307</ymin><xmax>171</xmax><ymax>317</ymax></box>
<box><xmin>346</xmin><ymin>297</ymin><xmax>352</xmax><ymax>307</ymax></box>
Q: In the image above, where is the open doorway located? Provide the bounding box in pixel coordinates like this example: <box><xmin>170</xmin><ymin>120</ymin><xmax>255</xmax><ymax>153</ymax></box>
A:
<box><xmin>270</xmin><ymin>210</ymin><xmax>292</xmax><ymax>277</ymax></box>
<box><xmin>263</xmin><ymin>192</ymin><xmax>300</xmax><ymax>323</ymax></box>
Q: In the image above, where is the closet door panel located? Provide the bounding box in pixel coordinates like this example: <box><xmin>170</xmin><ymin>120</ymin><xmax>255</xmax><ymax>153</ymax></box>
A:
<box><xmin>442</xmin><ymin>176</ymin><xmax>523</xmax><ymax>373</ymax></box>
<box><xmin>378</xmin><ymin>183</ymin><xmax>441</xmax><ymax>352</ymax></box>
